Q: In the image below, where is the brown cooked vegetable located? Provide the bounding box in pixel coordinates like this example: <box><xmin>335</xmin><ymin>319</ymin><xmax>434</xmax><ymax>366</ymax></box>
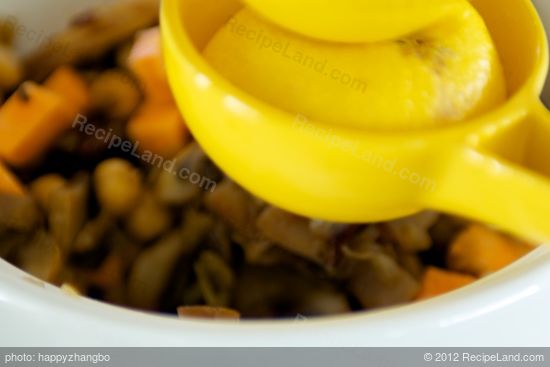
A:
<box><xmin>257</xmin><ymin>206</ymin><xmax>329</xmax><ymax>265</ymax></box>
<box><xmin>308</xmin><ymin>220</ymin><xmax>353</xmax><ymax>241</ymax></box>
<box><xmin>125</xmin><ymin>191</ymin><xmax>172</xmax><ymax>242</ymax></box>
<box><xmin>0</xmin><ymin>232</ymin><xmax>29</xmax><ymax>259</ymax></box>
<box><xmin>30</xmin><ymin>174</ymin><xmax>67</xmax><ymax>211</ymax></box>
<box><xmin>48</xmin><ymin>174</ymin><xmax>89</xmax><ymax>253</ymax></box>
<box><xmin>194</xmin><ymin>251</ymin><xmax>235</xmax><ymax>307</ymax></box>
<box><xmin>90</xmin><ymin>69</ymin><xmax>141</xmax><ymax>120</ymax></box>
<box><xmin>342</xmin><ymin>243</ymin><xmax>420</xmax><ymax>308</ymax></box>
<box><xmin>127</xmin><ymin>210</ymin><xmax>212</xmax><ymax>309</ymax></box>
<box><xmin>239</xmin><ymin>239</ymin><xmax>277</xmax><ymax>265</ymax></box>
<box><xmin>177</xmin><ymin>306</ymin><xmax>240</xmax><ymax>320</ymax></box>
<box><xmin>116</xmin><ymin>40</ymin><xmax>134</xmax><ymax>68</ymax></box>
<box><xmin>0</xmin><ymin>194</ymin><xmax>40</xmax><ymax>232</ymax></box>
<box><xmin>17</xmin><ymin>231</ymin><xmax>61</xmax><ymax>282</ymax></box>
<box><xmin>154</xmin><ymin>143</ymin><xmax>213</xmax><ymax>205</ymax></box>
<box><xmin>127</xmin><ymin>231</ymin><xmax>185</xmax><ymax>309</ymax></box>
<box><xmin>205</xmin><ymin>179</ymin><xmax>263</xmax><ymax>238</ymax></box>
<box><xmin>87</xmin><ymin>253</ymin><xmax>125</xmax><ymax>300</ymax></box>
<box><xmin>382</xmin><ymin>211</ymin><xmax>439</xmax><ymax>253</ymax></box>
<box><xmin>179</xmin><ymin>210</ymin><xmax>215</xmax><ymax>255</ymax></box>
<box><xmin>94</xmin><ymin>159</ymin><xmax>143</xmax><ymax>216</ymax></box>
<box><xmin>73</xmin><ymin>212</ymin><xmax>113</xmax><ymax>253</ymax></box>
<box><xmin>0</xmin><ymin>46</ymin><xmax>22</xmax><ymax>90</ymax></box>
<box><xmin>395</xmin><ymin>250</ymin><xmax>424</xmax><ymax>279</ymax></box>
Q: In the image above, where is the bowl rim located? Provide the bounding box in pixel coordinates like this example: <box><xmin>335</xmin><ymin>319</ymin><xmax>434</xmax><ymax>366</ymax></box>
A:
<box><xmin>1</xmin><ymin>246</ymin><xmax>549</xmax><ymax>346</ymax></box>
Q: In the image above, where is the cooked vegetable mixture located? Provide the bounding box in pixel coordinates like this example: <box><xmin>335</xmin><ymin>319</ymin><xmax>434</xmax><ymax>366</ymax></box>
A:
<box><xmin>0</xmin><ymin>0</ymin><xmax>534</xmax><ymax>319</ymax></box>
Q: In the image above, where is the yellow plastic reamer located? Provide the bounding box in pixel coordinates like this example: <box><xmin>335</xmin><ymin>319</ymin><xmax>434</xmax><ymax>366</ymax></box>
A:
<box><xmin>162</xmin><ymin>0</ymin><xmax>550</xmax><ymax>243</ymax></box>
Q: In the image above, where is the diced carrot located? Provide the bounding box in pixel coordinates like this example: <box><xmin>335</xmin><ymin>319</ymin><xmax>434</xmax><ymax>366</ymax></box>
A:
<box><xmin>0</xmin><ymin>161</ymin><xmax>24</xmax><ymax>195</ymax></box>
<box><xmin>416</xmin><ymin>266</ymin><xmax>476</xmax><ymax>300</ymax></box>
<box><xmin>127</xmin><ymin>102</ymin><xmax>189</xmax><ymax>159</ymax></box>
<box><xmin>0</xmin><ymin>82</ymin><xmax>69</xmax><ymax>166</ymax></box>
<box><xmin>44</xmin><ymin>66</ymin><xmax>90</xmax><ymax>123</ymax></box>
<box><xmin>447</xmin><ymin>224</ymin><xmax>533</xmax><ymax>277</ymax></box>
<box><xmin>127</xmin><ymin>27</ymin><xmax>173</xmax><ymax>103</ymax></box>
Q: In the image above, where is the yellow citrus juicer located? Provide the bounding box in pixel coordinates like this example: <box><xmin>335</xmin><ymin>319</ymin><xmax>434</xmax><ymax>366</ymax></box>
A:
<box><xmin>240</xmin><ymin>0</ymin><xmax>465</xmax><ymax>43</ymax></box>
<box><xmin>161</xmin><ymin>0</ymin><xmax>550</xmax><ymax>243</ymax></box>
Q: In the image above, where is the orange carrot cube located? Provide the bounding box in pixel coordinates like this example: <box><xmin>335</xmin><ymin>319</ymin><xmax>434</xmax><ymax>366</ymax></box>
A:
<box><xmin>448</xmin><ymin>225</ymin><xmax>533</xmax><ymax>276</ymax></box>
<box><xmin>127</xmin><ymin>102</ymin><xmax>189</xmax><ymax>159</ymax></box>
<box><xmin>0</xmin><ymin>82</ymin><xmax>69</xmax><ymax>166</ymax></box>
<box><xmin>128</xmin><ymin>27</ymin><xmax>173</xmax><ymax>103</ymax></box>
<box><xmin>416</xmin><ymin>266</ymin><xmax>476</xmax><ymax>300</ymax></box>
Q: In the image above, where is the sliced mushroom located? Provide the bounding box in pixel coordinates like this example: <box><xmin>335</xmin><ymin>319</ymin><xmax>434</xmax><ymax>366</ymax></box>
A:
<box><xmin>395</xmin><ymin>251</ymin><xmax>424</xmax><ymax>279</ymax></box>
<box><xmin>343</xmin><ymin>245</ymin><xmax>420</xmax><ymax>308</ymax></box>
<box><xmin>256</xmin><ymin>206</ymin><xmax>328</xmax><ymax>265</ymax></box>
<box><xmin>127</xmin><ymin>210</ymin><xmax>212</xmax><ymax>309</ymax></box>
<box><xmin>127</xmin><ymin>231</ymin><xmax>185</xmax><ymax>309</ymax></box>
<box><xmin>308</xmin><ymin>220</ymin><xmax>354</xmax><ymax>241</ymax></box>
<box><xmin>382</xmin><ymin>211</ymin><xmax>439</xmax><ymax>253</ymax></box>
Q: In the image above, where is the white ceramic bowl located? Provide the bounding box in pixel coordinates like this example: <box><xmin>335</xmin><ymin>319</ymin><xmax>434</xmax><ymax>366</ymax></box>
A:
<box><xmin>1</xmin><ymin>0</ymin><xmax>550</xmax><ymax>347</ymax></box>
